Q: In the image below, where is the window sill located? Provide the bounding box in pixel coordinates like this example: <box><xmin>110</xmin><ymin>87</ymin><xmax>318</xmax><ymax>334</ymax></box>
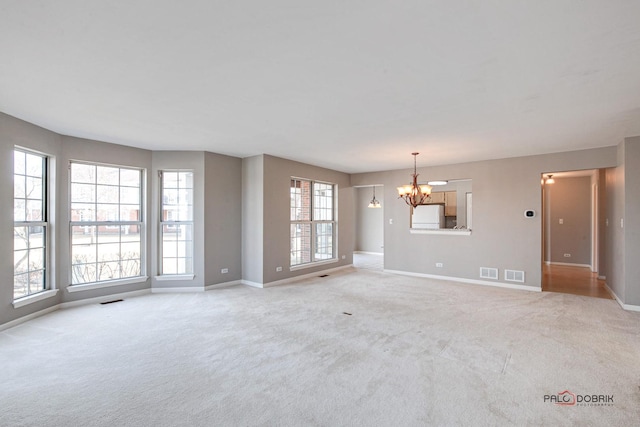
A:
<box><xmin>409</xmin><ymin>228</ymin><xmax>472</xmax><ymax>236</ymax></box>
<box><xmin>67</xmin><ymin>276</ymin><xmax>149</xmax><ymax>293</ymax></box>
<box><xmin>290</xmin><ymin>258</ymin><xmax>339</xmax><ymax>272</ymax></box>
<box><xmin>155</xmin><ymin>274</ymin><xmax>195</xmax><ymax>282</ymax></box>
<box><xmin>13</xmin><ymin>289</ymin><xmax>59</xmax><ymax>308</ymax></box>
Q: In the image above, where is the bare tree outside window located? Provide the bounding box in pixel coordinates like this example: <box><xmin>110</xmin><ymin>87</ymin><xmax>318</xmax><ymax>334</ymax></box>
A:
<box><xmin>70</xmin><ymin>162</ymin><xmax>144</xmax><ymax>285</ymax></box>
<box><xmin>13</xmin><ymin>149</ymin><xmax>47</xmax><ymax>299</ymax></box>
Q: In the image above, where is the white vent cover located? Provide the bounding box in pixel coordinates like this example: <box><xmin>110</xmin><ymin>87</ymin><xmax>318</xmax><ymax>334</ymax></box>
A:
<box><xmin>505</xmin><ymin>270</ymin><xmax>525</xmax><ymax>283</ymax></box>
<box><xmin>480</xmin><ymin>267</ymin><xmax>498</xmax><ymax>280</ymax></box>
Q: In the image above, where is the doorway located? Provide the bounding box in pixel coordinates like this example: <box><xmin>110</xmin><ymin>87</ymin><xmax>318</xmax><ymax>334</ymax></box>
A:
<box><xmin>541</xmin><ymin>170</ymin><xmax>612</xmax><ymax>299</ymax></box>
<box><xmin>354</xmin><ymin>185</ymin><xmax>384</xmax><ymax>271</ymax></box>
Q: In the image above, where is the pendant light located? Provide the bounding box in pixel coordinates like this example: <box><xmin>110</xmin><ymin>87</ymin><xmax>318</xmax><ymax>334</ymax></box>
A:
<box><xmin>397</xmin><ymin>152</ymin><xmax>432</xmax><ymax>208</ymax></box>
<box><xmin>368</xmin><ymin>186</ymin><xmax>381</xmax><ymax>208</ymax></box>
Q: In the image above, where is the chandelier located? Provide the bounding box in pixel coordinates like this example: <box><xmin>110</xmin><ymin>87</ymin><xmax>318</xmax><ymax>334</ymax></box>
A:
<box><xmin>367</xmin><ymin>186</ymin><xmax>381</xmax><ymax>208</ymax></box>
<box><xmin>397</xmin><ymin>152</ymin><xmax>432</xmax><ymax>208</ymax></box>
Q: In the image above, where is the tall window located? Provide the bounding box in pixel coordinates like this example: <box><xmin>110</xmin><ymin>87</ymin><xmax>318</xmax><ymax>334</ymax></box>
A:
<box><xmin>70</xmin><ymin>162</ymin><xmax>144</xmax><ymax>285</ymax></box>
<box><xmin>290</xmin><ymin>178</ymin><xmax>336</xmax><ymax>266</ymax></box>
<box><xmin>14</xmin><ymin>149</ymin><xmax>48</xmax><ymax>299</ymax></box>
<box><xmin>160</xmin><ymin>171</ymin><xmax>194</xmax><ymax>275</ymax></box>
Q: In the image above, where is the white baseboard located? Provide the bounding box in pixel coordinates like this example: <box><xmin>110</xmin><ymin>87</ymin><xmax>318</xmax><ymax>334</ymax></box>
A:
<box><xmin>60</xmin><ymin>289</ymin><xmax>151</xmax><ymax>307</ymax></box>
<box><xmin>0</xmin><ymin>289</ymin><xmax>151</xmax><ymax>332</ymax></box>
<box><xmin>151</xmin><ymin>280</ymin><xmax>243</xmax><ymax>292</ymax></box>
<box><xmin>354</xmin><ymin>251</ymin><xmax>384</xmax><ymax>255</ymax></box>
<box><xmin>242</xmin><ymin>264</ymin><xmax>354</xmax><ymax>289</ymax></box>
<box><xmin>605</xmin><ymin>284</ymin><xmax>640</xmax><ymax>312</ymax></box>
<box><xmin>151</xmin><ymin>287</ymin><xmax>204</xmax><ymax>293</ymax></box>
<box><xmin>384</xmin><ymin>269</ymin><xmax>542</xmax><ymax>292</ymax></box>
<box><xmin>206</xmin><ymin>280</ymin><xmax>242</xmax><ymax>290</ymax></box>
<box><xmin>0</xmin><ymin>305</ymin><xmax>59</xmax><ymax>333</ymax></box>
<box><xmin>547</xmin><ymin>261</ymin><xmax>592</xmax><ymax>268</ymax></box>
<box><xmin>241</xmin><ymin>280</ymin><xmax>264</xmax><ymax>288</ymax></box>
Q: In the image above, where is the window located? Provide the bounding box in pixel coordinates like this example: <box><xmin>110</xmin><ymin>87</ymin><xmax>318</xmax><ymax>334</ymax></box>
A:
<box><xmin>70</xmin><ymin>162</ymin><xmax>144</xmax><ymax>285</ymax></box>
<box><xmin>290</xmin><ymin>178</ymin><xmax>336</xmax><ymax>267</ymax></box>
<box><xmin>14</xmin><ymin>149</ymin><xmax>48</xmax><ymax>299</ymax></box>
<box><xmin>159</xmin><ymin>171</ymin><xmax>194</xmax><ymax>275</ymax></box>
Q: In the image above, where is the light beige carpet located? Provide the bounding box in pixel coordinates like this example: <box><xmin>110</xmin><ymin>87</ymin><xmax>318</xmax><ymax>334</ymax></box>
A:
<box><xmin>1</xmin><ymin>268</ymin><xmax>639</xmax><ymax>426</ymax></box>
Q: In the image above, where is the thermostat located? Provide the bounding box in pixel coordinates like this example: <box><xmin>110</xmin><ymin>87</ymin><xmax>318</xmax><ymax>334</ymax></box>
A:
<box><xmin>524</xmin><ymin>210</ymin><xmax>536</xmax><ymax>218</ymax></box>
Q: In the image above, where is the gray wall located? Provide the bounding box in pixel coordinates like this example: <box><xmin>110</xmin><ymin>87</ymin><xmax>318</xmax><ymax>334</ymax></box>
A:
<box><xmin>2</xmin><ymin>113</ymin><xmax>245</xmax><ymax>327</ymax></box>
<box><xmin>4</xmin><ymin>109</ymin><xmax>640</xmax><ymax>328</ymax></box>
<box><xmin>151</xmin><ymin>151</ymin><xmax>206</xmax><ymax>289</ymax></box>
<box><xmin>60</xmin><ymin>136</ymin><xmax>153</xmax><ymax>302</ymax></box>
<box><xmin>204</xmin><ymin>152</ymin><xmax>243</xmax><ymax>285</ymax></box>
<box><xmin>241</xmin><ymin>155</ymin><xmax>264</xmax><ymax>284</ymax></box>
<box><xmin>596</xmin><ymin>169</ymin><xmax>607</xmax><ymax>278</ymax></box>
<box><xmin>242</xmin><ymin>154</ymin><xmax>354</xmax><ymax>286</ymax></box>
<box><xmin>152</xmin><ymin>151</ymin><xmax>243</xmax><ymax>289</ymax></box>
<box><xmin>1</xmin><ymin>114</ymin><xmax>63</xmax><ymax>325</ymax></box>
<box><xmin>545</xmin><ymin>176</ymin><xmax>592</xmax><ymax>266</ymax></box>
<box><xmin>261</xmin><ymin>155</ymin><xmax>354</xmax><ymax>284</ymax></box>
<box><xmin>1</xmin><ymin>113</ymin><xmax>155</xmax><ymax>326</ymax></box>
<box><xmin>351</xmin><ymin>147</ymin><xmax>617</xmax><ymax>290</ymax></box>
<box><xmin>605</xmin><ymin>145</ymin><xmax>626</xmax><ymax>302</ymax></box>
<box><xmin>623</xmin><ymin>136</ymin><xmax>640</xmax><ymax>305</ymax></box>
<box><xmin>355</xmin><ymin>186</ymin><xmax>384</xmax><ymax>253</ymax></box>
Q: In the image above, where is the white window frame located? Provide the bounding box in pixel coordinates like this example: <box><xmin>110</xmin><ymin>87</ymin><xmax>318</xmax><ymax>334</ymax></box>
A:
<box><xmin>13</xmin><ymin>147</ymin><xmax>55</xmax><ymax>303</ymax></box>
<box><xmin>158</xmin><ymin>170</ymin><xmax>194</xmax><ymax>278</ymax></box>
<box><xmin>69</xmin><ymin>161</ymin><xmax>146</xmax><ymax>288</ymax></box>
<box><xmin>290</xmin><ymin>178</ymin><xmax>337</xmax><ymax>269</ymax></box>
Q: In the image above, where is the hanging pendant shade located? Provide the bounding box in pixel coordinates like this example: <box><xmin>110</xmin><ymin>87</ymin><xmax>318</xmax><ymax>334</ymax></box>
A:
<box><xmin>368</xmin><ymin>186</ymin><xmax>381</xmax><ymax>208</ymax></box>
<box><xmin>397</xmin><ymin>153</ymin><xmax>432</xmax><ymax>208</ymax></box>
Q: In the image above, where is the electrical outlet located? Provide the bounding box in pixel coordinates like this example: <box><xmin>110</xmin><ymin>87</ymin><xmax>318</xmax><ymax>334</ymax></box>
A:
<box><xmin>276</xmin><ymin>266</ymin><xmax>283</xmax><ymax>272</ymax></box>
<box><xmin>221</xmin><ymin>268</ymin><xmax>229</xmax><ymax>274</ymax></box>
<box><xmin>564</xmin><ymin>253</ymin><xmax>571</xmax><ymax>258</ymax></box>
<box><xmin>559</xmin><ymin>218</ymin><xmax>564</xmax><ymax>224</ymax></box>
<box><xmin>341</xmin><ymin>255</ymin><xmax>346</xmax><ymax>259</ymax></box>
<box><xmin>436</xmin><ymin>263</ymin><xmax>443</xmax><ymax>268</ymax></box>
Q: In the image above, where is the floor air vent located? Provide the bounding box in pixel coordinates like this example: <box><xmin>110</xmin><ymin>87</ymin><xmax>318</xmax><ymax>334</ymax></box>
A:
<box><xmin>100</xmin><ymin>299</ymin><xmax>123</xmax><ymax>305</ymax></box>
<box><xmin>505</xmin><ymin>270</ymin><xmax>525</xmax><ymax>283</ymax></box>
<box><xmin>480</xmin><ymin>267</ymin><xmax>498</xmax><ymax>280</ymax></box>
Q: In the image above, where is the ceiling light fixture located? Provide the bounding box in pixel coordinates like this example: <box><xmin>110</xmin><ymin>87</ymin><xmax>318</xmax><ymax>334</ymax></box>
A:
<box><xmin>545</xmin><ymin>174</ymin><xmax>555</xmax><ymax>184</ymax></box>
<box><xmin>427</xmin><ymin>180</ymin><xmax>448</xmax><ymax>186</ymax></box>
<box><xmin>397</xmin><ymin>152</ymin><xmax>432</xmax><ymax>208</ymax></box>
<box><xmin>367</xmin><ymin>186</ymin><xmax>381</xmax><ymax>208</ymax></box>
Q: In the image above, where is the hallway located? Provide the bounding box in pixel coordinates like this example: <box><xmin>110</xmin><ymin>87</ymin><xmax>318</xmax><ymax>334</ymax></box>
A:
<box><xmin>542</xmin><ymin>264</ymin><xmax>612</xmax><ymax>299</ymax></box>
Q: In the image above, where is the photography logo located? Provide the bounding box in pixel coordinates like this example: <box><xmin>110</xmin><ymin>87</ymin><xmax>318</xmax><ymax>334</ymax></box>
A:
<box><xmin>545</xmin><ymin>390</ymin><xmax>576</xmax><ymax>406</ymax></box>
<box><xmin>544</xmin><ymin>390</ymin><xmax>614</xmax><ymax>407</ymax></box>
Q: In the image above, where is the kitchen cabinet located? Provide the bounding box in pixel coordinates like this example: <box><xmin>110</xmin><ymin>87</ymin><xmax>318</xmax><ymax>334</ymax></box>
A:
<box><xmin>426</xmin><ymin>192</ymin><xmax>445</xmax><ymax>204</ymax></box>
<box><xmin>445</xmin><ymin>191</ymin><xmax>457</xmax><ymax>216</ymax></box>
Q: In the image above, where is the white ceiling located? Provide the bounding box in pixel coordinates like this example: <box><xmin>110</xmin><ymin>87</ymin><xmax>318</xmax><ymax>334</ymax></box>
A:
<box><xmin>2</xmin><ymin>1</ymin><xmax>640</xmax><ymax>173</ymax></box>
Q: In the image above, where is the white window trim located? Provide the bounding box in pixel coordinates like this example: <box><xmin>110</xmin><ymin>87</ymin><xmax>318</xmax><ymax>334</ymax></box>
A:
<box><xmin>290</xmin><ymin>178</ymin><xmax>338</xmax><ymax>268</ymax></box>
<box><xmin>67</xmin><ymin>276</ymin><xmax>149</xmax><ymax>293</ymax></box>
<box><xmin>12</xmin><ymin>289</ymin><xmax>59</xmax><ymax>308</ymax></box>
<box><xmin>68</xmin><ymin>161</ymin><xmax>146</xmax><ymax>286</ymax></box>
<box><xmin>159</xmin><ymin>170</ymin><xmax>195</xmax><ymax>276</ymax></box>
<box><xmin>155</xmin><ymin>274</ymin><xmax>195</xmax><ymax>281</ymax></box>
<box><xmin>289</xmin><ymin>258</ymin><xmax>339</xmax><ymax>272</ymax></box>
<box><xmin>13</xmin><ymin>147</ymin><xmax>53</xmax><ymax>301</ymax></box>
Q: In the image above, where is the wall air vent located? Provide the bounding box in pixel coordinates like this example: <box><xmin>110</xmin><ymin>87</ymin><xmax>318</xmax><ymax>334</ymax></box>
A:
<box><xmin>480</xmin><ymin>267</ymin><xmax>498</xmax><ymax>280</ymax></box>
<box><xmin>505</xmin><ymin>270</ymin><xmax>525</xmax><ymax>283</ymax></box>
